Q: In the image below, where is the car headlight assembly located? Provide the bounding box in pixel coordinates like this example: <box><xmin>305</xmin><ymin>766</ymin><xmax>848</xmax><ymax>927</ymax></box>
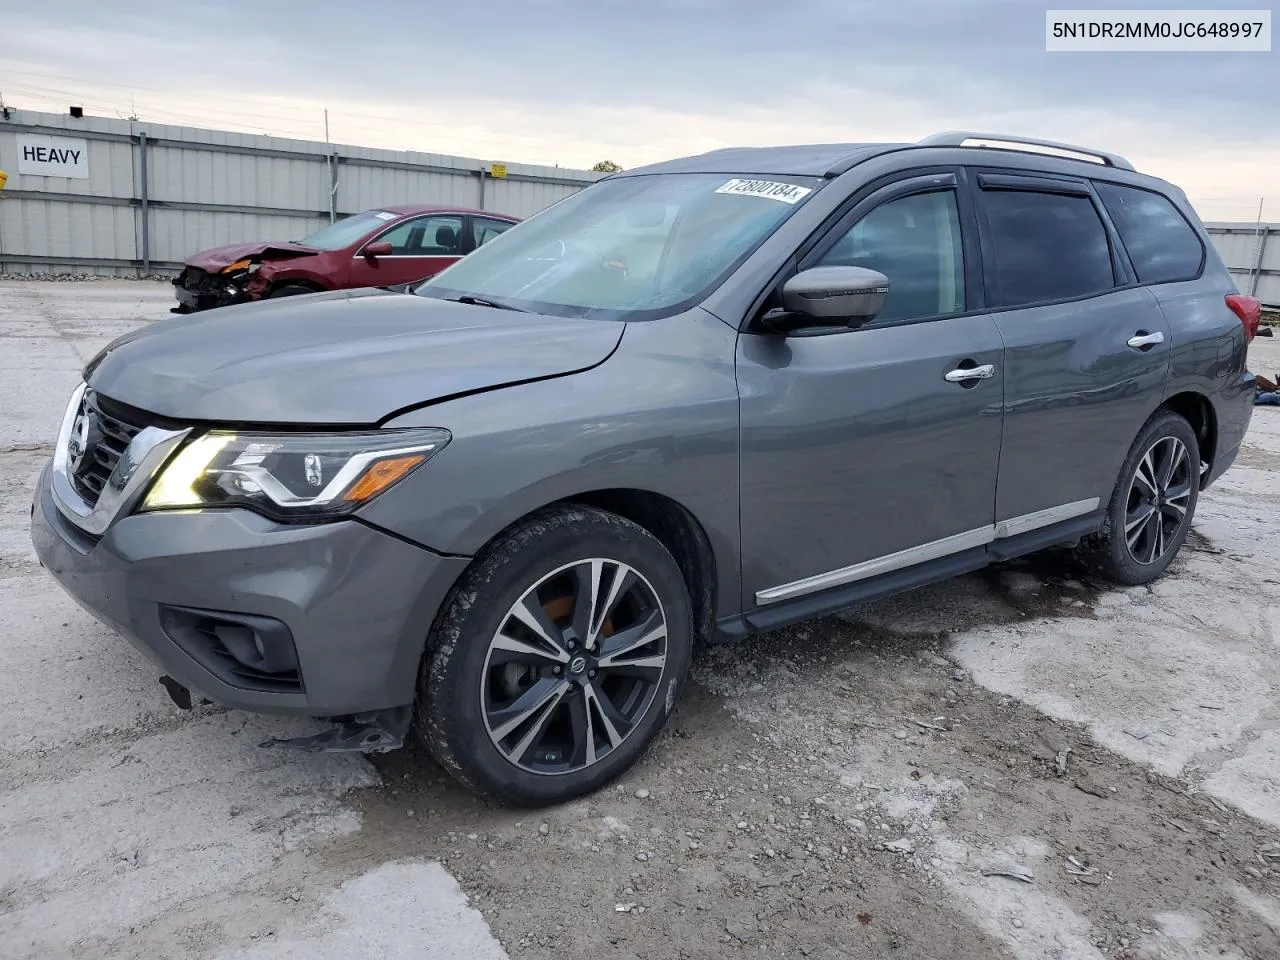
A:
<box><xmin>219</xmin><ymin>260</ymin><xmax>260</xmax><ymax>294</ymax></box>
<box><xmin>140</xmin><ymin>428</ymin><xmax>450</xmax><ymax>520</ymax></box>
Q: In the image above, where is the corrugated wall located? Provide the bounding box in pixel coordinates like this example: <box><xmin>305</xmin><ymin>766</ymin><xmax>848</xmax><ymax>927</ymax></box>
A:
<box><xmin>0</xmin><ymin>108</ymin><xmax>598</xmax><ymax>276</ymax></box>
<box><xmin>1206</xmin><ymin>224</ymin><xmax>1279</xmax><ymax>308</ymax></box>
<box><xmin>8</xmin><ymin>109</ymin><xmax>1271</xmax><ymax>304</ymax></box>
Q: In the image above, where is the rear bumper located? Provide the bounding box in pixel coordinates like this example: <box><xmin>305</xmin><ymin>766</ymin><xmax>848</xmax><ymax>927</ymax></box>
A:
<box><xmin>1203</xmin><ymin>373</ymin><xmax>1256</xmax><ymax>489</ymax></box>
<box><xmin>30</xmin><ymin>461</ymin><xmax>470</xmax><ymax>716</ymax></box>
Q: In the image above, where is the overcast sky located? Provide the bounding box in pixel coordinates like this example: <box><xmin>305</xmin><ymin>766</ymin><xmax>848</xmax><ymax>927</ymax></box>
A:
<box><xmin>2</xmin><ymin>0</ymin><xmax>1276</xmax><ymax>219</ymax></box>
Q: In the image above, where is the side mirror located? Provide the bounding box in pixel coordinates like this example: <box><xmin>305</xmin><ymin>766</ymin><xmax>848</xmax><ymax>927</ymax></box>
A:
<box><xmin>363</xmin><ymin>240</ymin><xmax>394</xmax><ymax>261</ymax></box>
<box><xmin>775</xmin><ymin>265</ymin><xmax>889</xmax><ymax>331</ymax></box>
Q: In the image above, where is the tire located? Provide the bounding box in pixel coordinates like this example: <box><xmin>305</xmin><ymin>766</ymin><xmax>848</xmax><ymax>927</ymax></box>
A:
<box><xmin>416</xmin><ymin>505</ymin><xmax>693</xmax><ymax>806</ymax></box>
<box><xmin>1080</xmin><ymin>409</ymin><xmax>1200</xmax><ymax>585</ymax></box>
<box><xmin>268</xmin><ymin>284</ymin><xmax>318</xmax><ymax>298</ymax></box>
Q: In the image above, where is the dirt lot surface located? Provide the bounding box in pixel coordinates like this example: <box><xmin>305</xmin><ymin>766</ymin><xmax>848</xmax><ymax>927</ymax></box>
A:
<box><xmin>2</xmin><ymin>280</ymin><xmax>1278</xmax><ymax>960</ymax></box>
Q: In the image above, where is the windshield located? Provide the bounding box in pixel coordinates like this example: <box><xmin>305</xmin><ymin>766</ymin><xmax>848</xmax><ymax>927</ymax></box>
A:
<box><xmin>297</xmin><ymin>210</ymin><xmax>399</xmax><ymax>250</ymax></box>
<box><xmin>416</xmin><ymin>173</ymin><xmax>822</xmax><ymax>321</ymax></box>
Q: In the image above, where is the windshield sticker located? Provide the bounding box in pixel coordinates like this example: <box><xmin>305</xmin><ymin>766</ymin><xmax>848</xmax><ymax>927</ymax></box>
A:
<box><xmin>715</xmin><ymin>179</ymin><xmax>812</xmax><ymax>204</ymax></box>
<box><xmin>373</xmin><ymin>211</ymin><xmax>397</xmax><ymax>220</ymax></box>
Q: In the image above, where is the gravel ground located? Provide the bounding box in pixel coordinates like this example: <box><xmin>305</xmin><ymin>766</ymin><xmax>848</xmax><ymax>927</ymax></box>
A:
<box><xmin>1</xmin><ymin>280</ymin><xmax>1278</xmax><ymax>960</ymax></box>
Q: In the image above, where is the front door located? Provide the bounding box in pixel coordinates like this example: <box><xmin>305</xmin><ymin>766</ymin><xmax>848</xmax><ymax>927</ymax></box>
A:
<box><xmin>970</xmin><ymin>172</ymin><xmax>1173</xmax><ymax>527</ymax></box>
<box><xmin>737</xmin><ymin>173</ymin><xmax>1005</xmax><ymax>609</ymax></box>
<box><xmin>350</xmin><ymin>214</ymin><xmax>465</xmax><ymax>287</ymax></box>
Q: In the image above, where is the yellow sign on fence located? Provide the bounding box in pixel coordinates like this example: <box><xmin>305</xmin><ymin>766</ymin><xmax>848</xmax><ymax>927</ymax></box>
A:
<box><xmin>0</xmin><ymin>170</ymin><xmax>8</xmax><ymax>191</ymax></box>
<box><xmin>489</xmin><ymin>162</ymin><xmax>507</xmax><ymax>179</ymax></box>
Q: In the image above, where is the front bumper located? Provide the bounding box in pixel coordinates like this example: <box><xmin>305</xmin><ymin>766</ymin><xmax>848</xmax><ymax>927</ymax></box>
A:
<box><xmin>171</xmin><ymin>268</ymin><xmax>255</xmax><ymax>313</ymax></box>
<box><xmin>30</xmin><ymin>462</ymin><xmax>469</xmax><ymax>716</ymax></box>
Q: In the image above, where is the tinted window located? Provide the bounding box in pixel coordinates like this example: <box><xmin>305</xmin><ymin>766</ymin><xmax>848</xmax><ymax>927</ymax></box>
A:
<box><xmin>982</xmin><ymin>190</ymin><xmax>1115</xmax><ymax>307</ymax></box>
<box><xmin>817</xmin><ymin>190</ymin><xmax>965</xmax><ymax>322</ymax></box>
<box><xmin>375</xmin><ymin>216</ymin><xmax>463</xmax><ymax>255</ymax></box>
<box><xmin>1095</xmin><ymin>182</ymin><xmax>1203</xmax><ymax>283</ymax></box>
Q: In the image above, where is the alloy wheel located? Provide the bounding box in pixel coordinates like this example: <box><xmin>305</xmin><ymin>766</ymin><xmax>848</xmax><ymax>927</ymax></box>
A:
<box><xmin>481</xmin><ymin>558</ymin><xmax>668</xmax><ymax>775</ymax></box>
<box><xmin>1124</xmin><ymin>435</ymin><xmax>1193</xmax><ymax>565</ymax></box>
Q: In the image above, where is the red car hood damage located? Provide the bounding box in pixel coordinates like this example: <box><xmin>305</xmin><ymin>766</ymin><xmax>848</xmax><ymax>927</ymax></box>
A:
<box><xmin>185</xmin><ymin>241</ymin><xmax>318</xmax><ymax>271</ymax></box>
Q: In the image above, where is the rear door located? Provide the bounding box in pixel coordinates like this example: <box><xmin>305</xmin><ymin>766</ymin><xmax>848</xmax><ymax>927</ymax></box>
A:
<box><xmin>971</xmin><ymin>172</ymin><xmax>1172</xmax><ymax>529</ymax></box>
<box><xmin>467</xmin><ymin>216</ymin><xmax>517</xmax><ymax>253</ymax></box>
<box><xmin>737</xmin><ymin>170</ymin><xmax>1006</xmax><ymax>608</ymax></box>
<box><xmin>349</xmin><ymin>214</ymin><xmax>465</xmax><ymax>287</ymax></box>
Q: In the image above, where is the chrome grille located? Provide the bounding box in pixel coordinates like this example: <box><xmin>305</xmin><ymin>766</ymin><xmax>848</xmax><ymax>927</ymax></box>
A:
<box><xmin>67</xmin><ymin>391</ymin><xmax>146</xmax><ymax>505</ymax></box>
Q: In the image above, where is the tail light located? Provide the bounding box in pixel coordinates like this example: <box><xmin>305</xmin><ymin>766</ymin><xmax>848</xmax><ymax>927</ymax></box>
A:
<box><xmin>1225</xmin><ymin>294</ymin><xmax>1261</xmax><ymax>343</ymax></box>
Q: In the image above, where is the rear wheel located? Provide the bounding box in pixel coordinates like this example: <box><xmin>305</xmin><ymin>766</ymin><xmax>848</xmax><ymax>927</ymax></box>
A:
<box><xmin>416</xmin><ymin>506</ymin><xmax>693</xmax><ymax>806</ymax></box>
<box><xmin>1081</xmin><ymin>409</ymin><xmax>1200</xmax><ymax>585</ymax></box>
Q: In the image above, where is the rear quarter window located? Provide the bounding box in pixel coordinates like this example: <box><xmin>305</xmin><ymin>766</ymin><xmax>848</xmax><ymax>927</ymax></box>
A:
<box><xmin>1094</xmin><ymin>182</ymin><xmax>1205</xmax><ymax>284</ymax></box>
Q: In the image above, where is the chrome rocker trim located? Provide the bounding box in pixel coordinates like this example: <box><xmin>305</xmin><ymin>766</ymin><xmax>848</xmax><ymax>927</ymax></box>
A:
<box><xmin>756</xmin><ymin>497</ymin><xmax>1100</xmax><ymax>605</ymax></box>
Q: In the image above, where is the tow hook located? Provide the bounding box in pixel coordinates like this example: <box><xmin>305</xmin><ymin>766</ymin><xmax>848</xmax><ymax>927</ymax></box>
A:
<box><xmin>259</xmin><ymin>705</ymin><xmax>412</xmax><ymax>755</ymax></box>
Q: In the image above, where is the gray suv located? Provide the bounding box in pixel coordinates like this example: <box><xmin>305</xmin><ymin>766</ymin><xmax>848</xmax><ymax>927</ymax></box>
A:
<box><xmin>31</xmin><ymin>132</ymin><xmax>1259</xmax><ymax>806</ymax></box>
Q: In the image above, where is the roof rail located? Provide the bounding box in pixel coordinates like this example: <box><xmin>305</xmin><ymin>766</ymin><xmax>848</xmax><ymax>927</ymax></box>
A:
<box><xmin>915</xmin><ymin>131</ymin><xmax>1135</xmax><ymax>172</ymax></box>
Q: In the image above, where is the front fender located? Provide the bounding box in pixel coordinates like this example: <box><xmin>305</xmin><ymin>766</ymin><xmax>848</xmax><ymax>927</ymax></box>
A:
<box><xmin>254</xmin><ymin>261</ymin><xmax>336</xmax><ymax>294</ymax></box>
<box><xmin>355</xmin><ymin>310</ymin><xmax>744</xmax><ymax>618</ymax></box>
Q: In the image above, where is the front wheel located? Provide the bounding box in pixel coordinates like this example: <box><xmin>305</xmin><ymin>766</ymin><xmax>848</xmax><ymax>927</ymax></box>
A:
<box><xmin>1081</xmin><ymin>409</ymin><xmax>1200</xmax><ymax>585</ymax></box>
<box><xmin>416</xmin><ymin>506</ymin><xmax>693</xmax><ymax>806</ymax></box>
<box><xmin>268</xmin><ymin>283</ymin><xmax>319</xmax><ymax>298</ymax></box>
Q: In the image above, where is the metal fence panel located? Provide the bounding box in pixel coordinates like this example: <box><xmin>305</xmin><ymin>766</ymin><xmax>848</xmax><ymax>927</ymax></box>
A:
<box><xmin>0</xmin><ymin>126</ymin><xmax>134</xmax><ymax>200</ymax></box>
<box><xmin>1206</xmin><ymin>224</ymin><xmax>1279</xmax><ymax>308</ymax></box>
<box><xmin>339</xmin><ymin>163</ymin><xmax>482</xmax><ymax>214</ymax></box>
<box><xmin>485</xmin><ymin>177</ymin><xmax>579</xmax><ymax>219</ymax></box>
<box><xmin>0</xmin><ymin>196</ymin><xmax>137</xmax><ymax>264</ymax></box>
<box><xmin>148</xmin><ymin>144</ymin><xmax>329</xmax><ymax>212</ymax></box>
<box><xmin>1209</xmin><ymin>230</ymin><xmax>1260</xmax><ymax>267</ymax></box>
<box><xmin>147</xmin><ymin>209</ymin><xmax>329</xmax><ymax>267</ymax></box>
<box><xmin>0</xmin><ymin>108</ymin><xmax>598</xmax><ymax>277</ymax></box>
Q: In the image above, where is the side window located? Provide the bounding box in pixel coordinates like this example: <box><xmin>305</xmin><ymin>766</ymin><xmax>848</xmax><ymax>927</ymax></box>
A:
<box><xmin>817</xmin><ymin>190</ymin><xmax>965</xmax><ymax>323</ymax></box>
<box><xmin>982</xmin><ymin>190</ymin><xmax>1115</xmax><ymax>307</ymax></box>
<box><xmin>1094</xmin><ymin>182</ymin><xmax>1204</xmax><ymax>284</ymax></box>
<box><xmin>372</xmin><ymin>219</ymin><xmax>419</xmax><ymax>255</ymax></box>
<box><xmin>475</xmin><ymin>218</ymin><xmax>514</xmax><ymax>248</ymax></box>
<box><xmin>413</xmin><ymin>216</ymin><xmax>463</xmax><ymax>255</ymax></box>
<box><xmin>373</xmin><ymin>216</ymin><xmax>463</xmax><ymax>256</ymax></box>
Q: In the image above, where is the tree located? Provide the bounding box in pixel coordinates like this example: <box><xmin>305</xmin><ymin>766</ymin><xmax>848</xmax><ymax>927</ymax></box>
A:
<box><xmin>592</xmin><ymin>160</ymin><xmax>623</xmax><ymax>173</ymax></box>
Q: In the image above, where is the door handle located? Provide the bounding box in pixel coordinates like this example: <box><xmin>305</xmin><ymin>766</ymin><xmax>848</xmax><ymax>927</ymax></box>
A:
<box><xmin>944</xmin><ymin>363</ymin><xmax>995</xmax><ymax>383</ymax></box>
<box><xmin>1127</xmin><ymin>331</ymin><xmax>1165</xmax><ymax>349</ymax></box>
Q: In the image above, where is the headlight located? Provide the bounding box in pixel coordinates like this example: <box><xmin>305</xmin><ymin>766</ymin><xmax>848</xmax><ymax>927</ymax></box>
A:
<box><xmin>140</xmin><ymin>428</ymin><xmax>450</xmax><ymax>520</ymax></box>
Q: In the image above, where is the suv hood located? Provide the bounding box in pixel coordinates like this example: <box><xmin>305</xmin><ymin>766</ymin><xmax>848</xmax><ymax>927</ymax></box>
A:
<box><xmin>86</xmin><ymin>288</ymin><xmax>624</xmax><ymax>424</ymax></box>
<box><xmin>186</xmin><ymin>241</ymin><xmax>318</xmax><ymax>271</ymax></box>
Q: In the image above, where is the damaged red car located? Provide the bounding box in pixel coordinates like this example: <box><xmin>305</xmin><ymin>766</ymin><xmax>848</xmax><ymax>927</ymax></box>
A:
<box><xmin>171</xmin><ymin>205</ymin><xmax>520</xmax><ymax>313</ymax></box>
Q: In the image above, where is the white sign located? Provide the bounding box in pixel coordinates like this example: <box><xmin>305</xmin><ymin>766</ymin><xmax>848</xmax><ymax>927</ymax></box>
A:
<box><xmin>1046</xmin><ymin>10</ymin><xmax>1271</xmax><ymax>51</ymax></box>
<box><xmin>715</xmin><ymin>178</ymin><xmax>812</xmax><ymax>204</ymax></box>
<box><xmin>16</xmin><ymin>135</ymin><xmax>90</xmax><ymax>179</ymax></box>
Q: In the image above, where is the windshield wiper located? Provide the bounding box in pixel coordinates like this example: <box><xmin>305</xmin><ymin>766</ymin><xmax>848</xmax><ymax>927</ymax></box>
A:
<box><xmin>444</xmin><ymin>294</ymin><xmax>528</xmax><ymax>313</ymax></box>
